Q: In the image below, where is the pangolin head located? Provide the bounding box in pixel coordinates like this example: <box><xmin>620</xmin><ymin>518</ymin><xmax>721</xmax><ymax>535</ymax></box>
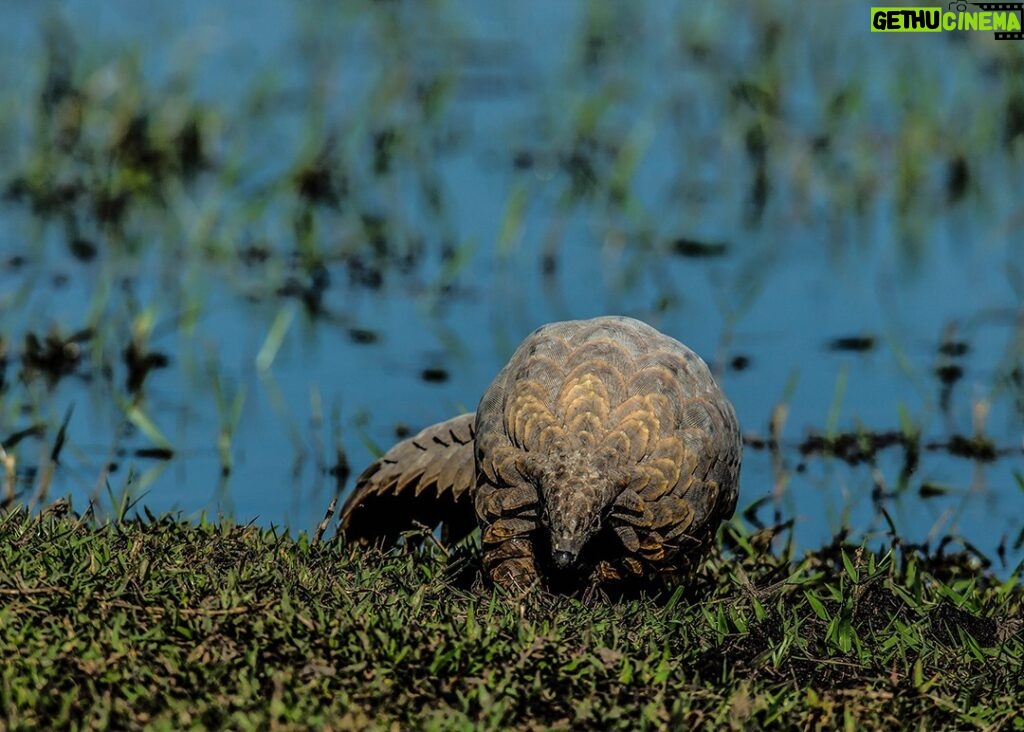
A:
<box><xmin>536</xmin><ymin>450</ymin><xmax>621</xmax><ymax>569</ymax></box>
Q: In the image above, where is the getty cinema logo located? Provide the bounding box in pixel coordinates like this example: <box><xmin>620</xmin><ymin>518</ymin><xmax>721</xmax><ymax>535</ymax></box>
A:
<box><xmin>871</xmin><ymin>3</ymin><xmax>1024</xmax><ymax>39</ymax></box>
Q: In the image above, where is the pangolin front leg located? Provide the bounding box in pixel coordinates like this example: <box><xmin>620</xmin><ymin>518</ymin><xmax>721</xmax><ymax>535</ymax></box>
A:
<box><xmin>475</xmin><ymin>481</ymin><xmax>541</xmax><ymax>591</ymax></box>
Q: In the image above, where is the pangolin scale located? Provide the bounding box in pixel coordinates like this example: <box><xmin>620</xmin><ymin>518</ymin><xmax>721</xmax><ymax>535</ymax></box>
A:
<box><xmin>340</xmin><ymin>316</ymin><xmax>742</xmax><ymax>593</ymax></box>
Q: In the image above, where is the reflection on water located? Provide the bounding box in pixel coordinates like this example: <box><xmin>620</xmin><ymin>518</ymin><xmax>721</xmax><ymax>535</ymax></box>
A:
<box><xmin>0</xmin><ymin>1</ymin><xmax>1020</xmax><ymax>571</ymax></box>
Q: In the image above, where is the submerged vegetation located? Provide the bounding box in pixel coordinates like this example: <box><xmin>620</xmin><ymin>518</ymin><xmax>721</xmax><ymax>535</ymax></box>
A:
<box><xmin>0</xmin><ymin>508</ymin><xmax>1020</xmax><ymax>729</ymax></box>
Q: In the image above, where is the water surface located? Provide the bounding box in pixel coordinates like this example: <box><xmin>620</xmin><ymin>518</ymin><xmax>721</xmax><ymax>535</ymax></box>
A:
<box><xmin>1</xmin><ymin>1</ymin><xmax>1021</xmax><ymax>570</ymax></box>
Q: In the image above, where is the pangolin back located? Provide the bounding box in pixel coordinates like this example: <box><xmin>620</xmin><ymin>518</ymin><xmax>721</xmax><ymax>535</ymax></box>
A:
<box><xmin>340</xmin><ymin>316</ymin><xmax>742</xmax><ymax>592</ymax></box>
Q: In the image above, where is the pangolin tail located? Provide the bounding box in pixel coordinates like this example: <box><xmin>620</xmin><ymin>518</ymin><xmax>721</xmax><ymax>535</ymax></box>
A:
<box><xmin>339</xmin><ymin>413</ymin><xmax>478</xmax><ymax>546</ymax></box>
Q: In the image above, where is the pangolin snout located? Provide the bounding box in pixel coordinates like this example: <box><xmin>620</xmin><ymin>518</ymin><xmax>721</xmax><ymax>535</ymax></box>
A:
<box><xmin>552</xmin><ymin>550</ymin><xmax>575</xmax><ymax>569</ymax></box>
<box><xmin>545</xmin><ymin>482</ymin><xmax>606</xmax><ymax>570</ymax></box>
<box><xmin>549</xmin><ymin>529</ymin><xmax>588</xmax><ymax>569</ymax></box>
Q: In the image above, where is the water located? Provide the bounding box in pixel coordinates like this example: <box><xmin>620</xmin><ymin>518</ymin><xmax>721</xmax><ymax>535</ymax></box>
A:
<box><xmin>0</xmin><ymin>1</ymin><xmax>1021</xmax><ymax>570</ymax></box>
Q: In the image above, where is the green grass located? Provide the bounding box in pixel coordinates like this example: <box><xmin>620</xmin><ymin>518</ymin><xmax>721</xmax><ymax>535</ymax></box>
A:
<box><xmin>1</xmin><ymin>507</ymin><xmax>1020</xmax><ymax>730</ymax></box>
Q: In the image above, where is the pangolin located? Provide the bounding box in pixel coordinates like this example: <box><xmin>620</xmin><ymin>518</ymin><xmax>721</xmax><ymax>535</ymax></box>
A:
<box><xmin>340</xmin><ymin>316</ymin><xmax>742</xmax><ymax>593</ymax></box>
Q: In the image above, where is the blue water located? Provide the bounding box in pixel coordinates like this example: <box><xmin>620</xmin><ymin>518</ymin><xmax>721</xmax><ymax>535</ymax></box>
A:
<box><xmin>0</xmin><ymin>1</ymin><xmax>1021</xmax><ymax>569</ymax></box>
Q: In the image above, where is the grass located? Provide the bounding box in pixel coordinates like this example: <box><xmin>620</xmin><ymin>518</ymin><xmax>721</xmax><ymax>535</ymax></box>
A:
<box><xmin>1</xmin><ymin>506</ymin><xmax>1020</xmax><ymax>730</ymax></box>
